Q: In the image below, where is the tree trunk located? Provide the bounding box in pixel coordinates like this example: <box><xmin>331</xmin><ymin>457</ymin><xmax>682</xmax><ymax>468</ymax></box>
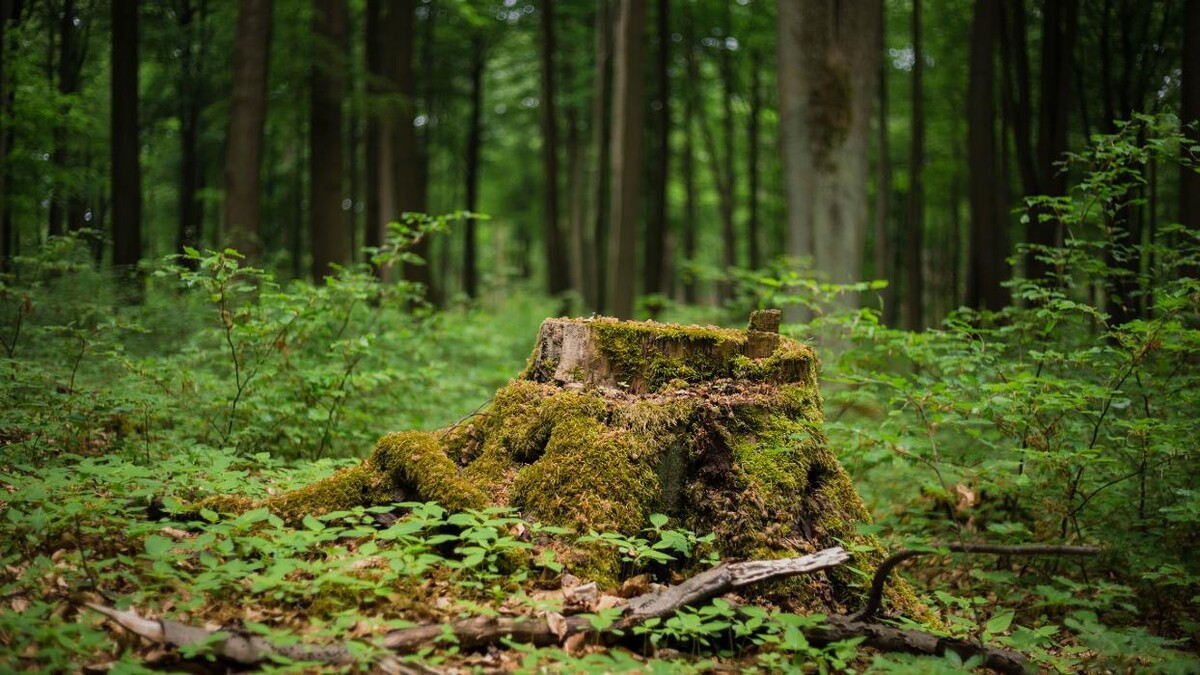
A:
<box><xmin>564</xmin><ymin>50</ymin><xmax>591</xmax><ymax>305</ymax></box>
<box><xmin>50</xmin><ymin>0</ymin><xmax>84</xmax><ymax>238</ymax></box>
<box><xmin>0</xmin><ymin>0</ymin><xmax>21</xmax><ymax>274</ymax></box>
<box><xmin>176</xmin><ymin>0</ymin><xmax>207</xmax><ymax>264</ymax></box>
<box><xmin>873</xmin><ymin>0</ymin><xmax>894</xmax><ymax>324</ymax></box>
<box><xmin>747</xmin><ymin>49</ymin><xmax>762</xmax><ymax>271</ymax></box>
<box><xmin>680</xmin><ymin>8</ymin><xmax>698</xmax><ymax>305</ymax></box>
<box><xmin>1028</xmin><ymin>0</ymin><xmax>1077</xmax><ymax>282</ymax></box>
<box><xmin>310</xmin><ymin>0</ymin><xmax>348</xmax><ymax>281</ymax></box>
<box><xmin>643</xmin><ymin>0</ymin><xmax>669</xmax><ymax>297</ymax></box>
<box><xmin>903</xmin><ymin>0</ymin><xmax>924</xmax><ymax>331</ymax></box>
<box><xmin>606</xmin><ymin>0</ymin><xmax>647</xmax><ymax>319</ymax></box>
<box><xmin>364</xmin><ymin>0</ymin><xmax>381</xmax><ymax>255</ymax></box>
<box><xmin>777</xmin><ymin>0</ymin><xmax>882</xmax><ymax>318</ymax></box>
<box><xmin>588</xmin><ymin>0</ymin><xmax>612</xmax><ymax>312</ymax></box>
<box><xmin>463</xmin><ymin>36</ymin><xmax>485</xmax><ymax>299</ymax></box>
<box><xmin>539</xmin><ymin>0</ymin><xmax>569</xmax><ymax>297</ymax></box>
<box><xmin>111</xmin><ymin>0</ymin><xmax>142</xmax><ymax>289</ymax></box>
<box><xmin>391</xmin><ymin>0</ymin><xmax>429</xmax><ymax>297</ymax></box>
<box><xmin>966</xmin><ymin>0</ymin><xmax>1010</xmax><ymax>312</ymax></box>
<box><xmin>1184</xmin><ymin>0</ymin><xmax>1200</xmax><ymax>267</ymax></box>
<box><xmin>222</xmin><ymin>0</ymin><xmax>272</xmax><ymax>261</ymax></box>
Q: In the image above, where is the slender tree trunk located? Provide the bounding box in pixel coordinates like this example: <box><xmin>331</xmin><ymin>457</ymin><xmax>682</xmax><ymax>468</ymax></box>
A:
<box><xmin>177</xmin><ymin>0</ymin><xmax>207</xmax><ymax>263</ymax></box>
<box><xmin>1183</xmin><ymin>0</ymin><xmax>1200</xmax><ymax>266</ymax></box>
<box><xmin>966</xmin><ymin>0</ymin><xmax>1010</xmax><ymax>312</ymax></box>
<box><xmin>463</xmin><ymin>35</ymin><xmax>485</xmax><ymax>299</ymax></box>
<box><xmin>51</xmin><ymin>0</ymin><xmax>83</xmax><ymax>238</ymax></box>
<box><xmin>680</xmin><ymin>8</ymin><xmax>698</xmax><ymax>304</ymax></box>
<box><xmin>747</xmin><ymin>49</ymin><xmax>762</xmax><ymax>271</ymax></box>
<box><xmin>607</xmin><ymin>0</ymin><xmax>647</xmax><ymax>319</ymax></box>
<box><xmin>564</xmin><ymin>49</ymin><xmax>590</xmax><ymax>305</ymax></box>
<box><xmin>0</xmin><ymin>0</ymin><xmax>21</xmax><ymax>273</ymax></box>
<box><xmin>903</xmin><ymin>0</ymin><xmax>924</xmax><ymax>330</ymax></box>
<box><xmin>222</xmin><ymin>0</ymin><xmax>272</xmax><ymax>261</ymax></box>
<box><xmin>643</xmin><ymin>0</ymin><xmax>669</xmax><ymax>296</ymax></box>
<box><xmin>720</xmin><ymin>8</ymin><xmax>736</xmax><ymax>282</ymax></box>
<box><xmin>111</xmin><ymin>0</ymin><xmax>142</xmax><ymax>290</ymax></box>
<box><xmin>310</xmin><ymin>0</ymin><xmax>347</xmax><ymax>281</ymax></box>
<box><xmin>539</xmin><ymin>0</ymin><xmax>569</xmax><ymax>296</ymax></box>
<box><xmin>589</xmin><ymin>0</ymin><xmax>613</xmax><ymax>311</ymax></box>
<box><xmin>777</xmin><ymin>0</ymin><xmax>882</xmax><ymax>318</ymax></box>
<box><xmin>874</xmin><ymin>0</ymin><xmax>894</xmax><ymax>324</ymax></box>
<box><xmin>392</xmin><ymin>0</ymin><xmax>429</xmax><ymax>296</ymax></box>
<box><xmin>364</xmin><ymin>0</ymin><xmax>381</xmax><ymax>254</ymax></box>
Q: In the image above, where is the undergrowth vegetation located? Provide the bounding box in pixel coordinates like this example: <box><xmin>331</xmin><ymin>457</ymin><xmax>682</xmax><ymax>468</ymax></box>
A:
<box><xmin>1</xmin><ymin>121</ymin><xmax>1198</xmax><ymax>671</ymax></box>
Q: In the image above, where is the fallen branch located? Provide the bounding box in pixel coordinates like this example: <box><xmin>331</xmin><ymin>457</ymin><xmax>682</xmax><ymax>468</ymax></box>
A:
<box><xmin>87</xmin><ymin>547</ymin><xmax>848</xmax><ymax>666</ymax></box>
<box><xmin>86</xmin><ymin>543</ymin><xmax>1082</xmax><ymax>674</ymax></box>
<box><xmin>851</xmin><ymin>543</ymin><xmax>1102</xmax><ymax>622</ymax></box>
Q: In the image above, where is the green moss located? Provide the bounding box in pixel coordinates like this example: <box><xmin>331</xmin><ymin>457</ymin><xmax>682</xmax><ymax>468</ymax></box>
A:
<box><xmin>589</xmin><ymin>319</ymin><xmax>746</xmax><ymax>392</ymax></box>
<box><xmin>370</xmin><ymin>431</ymin><xmax>489</xmax><ymax>513</ymax></box>
<box><xmin>732</xmin><ymin>341</ymin><xmax>817</xmax><ymax>384</ymax></box>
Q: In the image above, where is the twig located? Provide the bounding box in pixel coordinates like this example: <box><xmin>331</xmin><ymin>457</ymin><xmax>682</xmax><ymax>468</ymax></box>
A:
<box><xmin>850</xmin><ymin>543</ymin><xmax>1101</xmax><ymax>623</ymax></box>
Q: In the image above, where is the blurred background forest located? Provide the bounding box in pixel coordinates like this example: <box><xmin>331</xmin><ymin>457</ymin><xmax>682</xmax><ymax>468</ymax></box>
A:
<box><xmin>0</xmin><ymin>0</ymin><xmax>1194</xmax><ymax>323</ymax></box>
<box><xmin>2</xmin><ymin>1</ymin><xmax>1200</xmax><ymax>671</ymax></box>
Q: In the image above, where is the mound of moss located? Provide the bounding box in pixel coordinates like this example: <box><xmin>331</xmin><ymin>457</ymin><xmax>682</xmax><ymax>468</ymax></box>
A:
<box><xmin>194</xmin><ymin>313</ymin><xmax>915</xmax><ymax>613</ymax></box>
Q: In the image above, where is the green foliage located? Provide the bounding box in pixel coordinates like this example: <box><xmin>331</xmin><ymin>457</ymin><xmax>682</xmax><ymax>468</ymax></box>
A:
<box><xmin>737</xmin><ymin>118</ymin><xmax>1200</xmax><ymax>672</ymax></box>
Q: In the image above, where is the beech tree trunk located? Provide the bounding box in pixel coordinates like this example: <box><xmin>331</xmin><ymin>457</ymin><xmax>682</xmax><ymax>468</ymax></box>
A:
<box><xmin>606</xmin><ymin>0</ymin><xmax>646</xmax><ymax>319</ymax></box>
<box><xmin>309</xmin><ymin>0</ymin><xmax>348</xmax><ymax>281</ymax></box>
<box><xmin>111</xmin><ymin>0</ymin><xmax>142</xmax><ymax>287</ymax></box>
<box><xmin>222</xmin><ymin>0</ymin><xmax>272</xmax><ymax>261</ymax></box>
<box><xmin>777</xmin><ymin>0</ymin><xmax>882</xmax><ymax>316</ymax></box>
<box><xmin>965</xmin><ymin>0</ymin><xmax>1010</xmax><ymax>312</ymax></box>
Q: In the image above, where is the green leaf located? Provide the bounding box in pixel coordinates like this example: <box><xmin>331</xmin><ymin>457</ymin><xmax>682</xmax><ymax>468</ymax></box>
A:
<box><xmin>986</xmin><ymin>610</ymin><xmax>1015</xmax><ymax>635</ymax></box>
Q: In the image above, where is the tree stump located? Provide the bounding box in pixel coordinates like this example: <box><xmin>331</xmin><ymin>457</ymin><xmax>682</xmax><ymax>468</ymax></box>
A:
<box><xmin>196</xmin><ymin>314</ymin><xmax>910</xmax><ymax>611</ymax></box>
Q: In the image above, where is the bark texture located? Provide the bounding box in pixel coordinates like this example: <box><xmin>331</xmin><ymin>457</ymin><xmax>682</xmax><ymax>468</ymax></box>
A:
<box><xmin>222</xmin><ymin>0</ymin><xmax>272</xmax><ymax>261</ymax></box>
<box><xmin>310</xmin><ymin>0</ymin><xmax>348</xmax><ymax>281</ymax></box>
<box><xmin>606</xmin><ymin>0</ymin><xmax>647</xmax><ymax>319</ymax></box>
<box><xmin>966</xmin><ymin>0</ymin><xmax>1011</xmax><ymax>312</ymax></box>
<box><xmin>777</xmin><ymin>0</ymin><xmax>882</xmax><ymax>316</ymax></box>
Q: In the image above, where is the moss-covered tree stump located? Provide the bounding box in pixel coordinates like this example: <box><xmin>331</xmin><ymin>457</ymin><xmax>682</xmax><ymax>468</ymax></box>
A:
<box><xmin>197</xmin><ymin>313</ymin><xmax>909</xmax><ymax>611</ymax></box>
